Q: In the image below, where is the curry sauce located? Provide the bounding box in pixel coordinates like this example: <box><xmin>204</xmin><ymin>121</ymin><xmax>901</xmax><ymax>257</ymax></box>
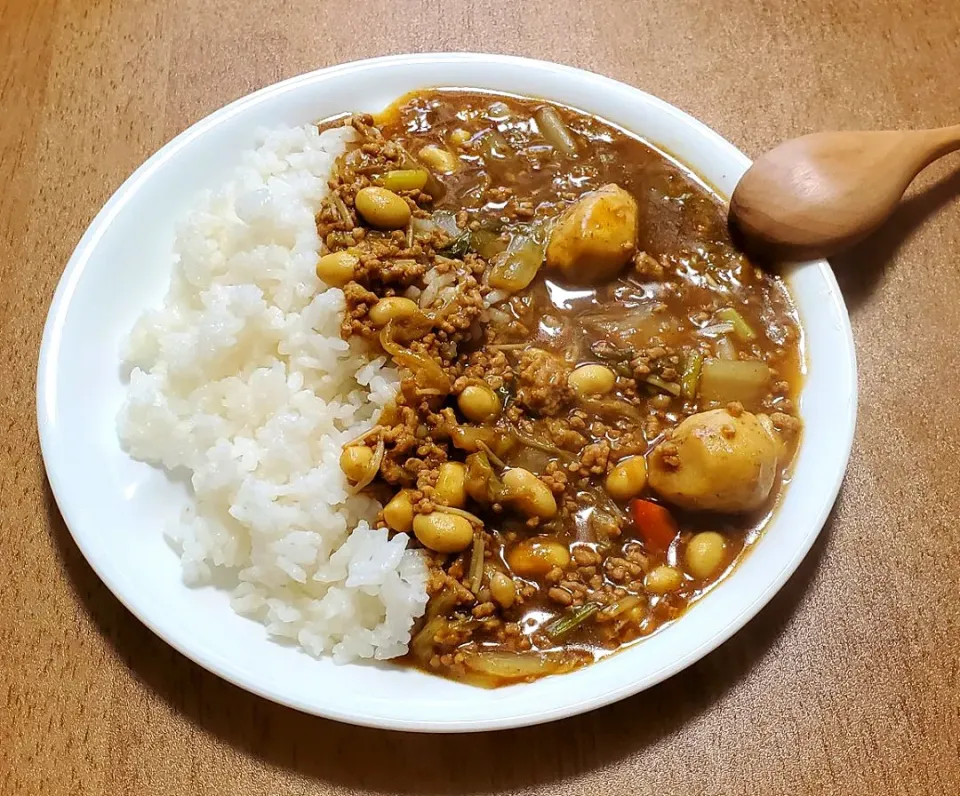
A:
<box><xmin>315</xmin><ymin>90</ymin><xmax>803</xmax><ymax>686</ymax></box>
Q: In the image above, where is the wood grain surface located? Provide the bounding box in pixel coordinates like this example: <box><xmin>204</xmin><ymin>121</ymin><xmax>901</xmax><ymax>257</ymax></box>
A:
<box><xmin>3</xmin><ymin>1</ymin><xmax>960</xmax><ymax>793</ymax></box>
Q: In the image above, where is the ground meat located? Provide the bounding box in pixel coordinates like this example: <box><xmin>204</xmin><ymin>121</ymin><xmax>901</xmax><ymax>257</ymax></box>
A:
<box><xmin>514</xmin><ymin>349</ymin><xmax>574</xmax><ymax>416</ymax></box>
<box><xmin>471</xmin><ymin>601</ymin><xmax>497</xmax><ymax>618</ymax></box>
<box><xmin>543</xmin><ymin>418</ymin><xmax>587</xmax><ymax>451</ymax></box>
<box><xmin>656</xmin><ymin>440</ymin><xmax>681</xmax><ymax>469</ymax></box>
<box><xmin>634</xmin><ymin>251</ymin><xmax>665</xmax><ymax>279</ymax></box>
<box><xmin>643</xmin><ymin>415</ymin><xmax>661</xmax><ymax>439</ymax></box>
<box><xmin>459</xmin><ymin>349</ymin><xmax>513</xmax><ymax>391</ymax></box>
<box><xmin>573</xmin><ymin>546</ymin><xmax>601</xmax><ymax>566</ymax></box>
<box><xmin>580</xmin><ymin>441</ymin><xmax>611</xmax><ymax>475</ymax></box>
<box><xmin>427</xmin><ymin>568</ymin><xmax>477</xmax><ymax>607</ymax></box>
<box><xmin>540</xmin><ymin>460</ymin><xmax>569</xmax><ymax>494</ymax></box>
<box><xmin>340</xmin><ymin>283</ymin><xmax>381</xmax><ymax>338</ymax></box>
<box><xmin>609</xmin><ymin>429</ymin><xmax>648</xmax><ymax>460</ymax></box>
<box><xmin>771</xmin><ymin>411</ymin><xmax>802</xmax><ymax>433</ymax></box>
<box><xmin>548</xmin><ymin>587</ymin><xmax>573</xmax><ymax>606</ymax></box>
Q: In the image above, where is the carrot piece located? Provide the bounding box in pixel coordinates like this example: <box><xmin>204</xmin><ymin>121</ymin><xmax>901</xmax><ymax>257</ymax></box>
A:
<box><xmin>629</xmin><ymin>499</ymin><xmax>679</xmax><ymax>552</ymax></box>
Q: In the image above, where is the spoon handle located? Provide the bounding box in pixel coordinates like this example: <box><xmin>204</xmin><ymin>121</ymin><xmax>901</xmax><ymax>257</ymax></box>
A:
<box><xmin>912</xmin><ymin>124</ymin><xmax>960</xmax><ymax>168</ymax></box>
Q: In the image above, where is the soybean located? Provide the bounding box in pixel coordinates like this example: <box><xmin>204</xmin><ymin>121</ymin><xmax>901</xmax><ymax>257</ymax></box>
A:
<box><xmin>419</xmin><ymin>144</ymin><xmax>461</xmax><ymax>174</ymax></box>
<box><xmin>684</xmin><ymin>531</ymin><xmax>727</xmax><ymax>579</ymax></box>
<box><xmin>501</xmin><ymin>468</ymin><xmax>558</xmax><ymax>519</ymax></box>
<box><xmin>435</xmin><ymin>462</ymin><xmax>468</xmax><ymax>508</ymax></box>
<box><xmin>645</xmin><ymin>565</ymin><xmax>682</xmax><ymax>594</ymax></box>
<box><xmin>316</xmin><ymin>251</ymin><xmax>358</xmax><ymax>286</ymax></box>
<box><xmin>340</xmin><ymin>446</ymin><xmax>373</xmax><ymax>483</ymax></box>
<box><xmin>383</xmin><ymin>490</ymin><xmax>414</xmax><ymax>533</ymax></box>
<box><xmin>507</xmin><ymin>537</ymin><xmax>570</xmax><ymax>578</ymax></box>
<box><xmin>376</xmin><ymin>169</ymin><xmax>429</xmax><ymax>192</ymax></box>
<box><xmin>605</xmin><ymin>456</ymin><xmax>648</xmax><ymax>502</ymax></box>
<box><xmin>568</xmin><ymin>364</ymin><xmax>616</xmax><ymax>397</ymax></box>
<box><xmin>489</xmin><ymin>571</ymin><xmax>517</xmax><ymax>608</ymax></box>
<box><xmin>457</xmin><ymin>384</ymin><xmax>502</xmax><ymax>423</ymax></box>
<box><xmin>354</xmin><ymin>186</ymin><xmax>411</xmax><ymax>229</ymax></box>
<box><xmin>413</xmin><ymin>512</ymin><xmax>474</xmax><ymax>553</ymax></box>
<box><xmin>369</xmin><ymin>296</ymin><xmax>420</xmax><ymax>327</ymax></box>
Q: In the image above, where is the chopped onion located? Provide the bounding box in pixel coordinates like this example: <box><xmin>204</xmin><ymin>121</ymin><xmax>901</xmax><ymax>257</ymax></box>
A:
<box><xmin>410</xmin><ymin>615</ymin><xmax>448</xmax><ymax>663</ymax></box>
<box><xmin>715</xmin><ymin>336</ymin><xmax>737</xmax><ymax>360</ymax></box>
<box><xmin>468</xmin><ymin>535</ymin><xmax>485</xmax><ymax>594</ymax></box>
<box><xmin>433</xmin><ymin>505</ymin><xmax>486</xmax><ymax>526</ymax></box>
<box><xmin>410</xmin><ymin>216</ymin><xmax>441</xmax><ymax>237</ymax></box>
<box><xmin>461</xmin><ymin>650</ymin><xmax>568</xmax><ymax>679</ymax></box>
<box><xmin>475</xmin><ymin>440</ymin><xmax>506</xmax><ymax>469</ymax></box>
<box><xmin>379</xmin><ymin>326</ymin><xmax>451</xmax><ymax>394</ymax></box>
<box><xmin>645</xmin><ymin>376</ymin><xmax>681</xmax><ymax>396</ymax></box>
<box><xmin>699</xmin><ymin>358</ymin><xmax>770</xmax><ymax>407</ymax></box>
<box><xmin>697</xmin><ymin>321</ymin><xmax>735</xmax><ymax>337</ymax></box>
<box><xmin>577</xmin><ymin>397</ymin><xmax>645</xmax><ymax>422</ymax></box>
<box><xmin>484</xmin><ymin>289</ymin><xmax>509</xmax><ymax>307</ymax></box>
<box><xmin>471</xmin><ymin>229</ymin><xmax>507</xmax><ymax>259</ymax></box>
<box><xmin>330</xmin><ymin>192</ymin><xmax>353</xmax><ymax>227</ymax></box>
<box><xmin>431</xmin><ymin>211</ymin><xmax>461</xmax><ymax>238</ymax></box>
<box><xmin>580</xmin><ymin>304</ymin><xmax>668</xmax><ymax>346</ymax></box>
<box><xmin>488</xmin><ymin>233</ymin><xmax>545</xmax><ymax>293</ymax></box>
<box><xmin>535</xmin><ymin>106</ymin><xmax>578</xmax><ymax>155</ymax></box>
<box><xmin>487</xmin><ymin>101</ymin><xmax>512</xmax><ymax>119</ymax></box>
<box><xmin>340</xmin><ymin>424</ymin><xmax>383</xmax><ymax>450</ymax></box>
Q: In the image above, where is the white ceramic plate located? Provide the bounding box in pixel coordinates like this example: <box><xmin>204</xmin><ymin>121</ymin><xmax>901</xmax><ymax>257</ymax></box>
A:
<box><xmin>37</xmin><ymin>53</ymin><xmax>857</xmax><ymax>732</ymax></box>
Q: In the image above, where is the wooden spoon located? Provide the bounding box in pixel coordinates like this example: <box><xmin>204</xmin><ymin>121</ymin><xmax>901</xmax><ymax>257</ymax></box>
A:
<box><xmin>729</xmin><ymin>125</ymin><xmax>960</xmax><ymax>260</ymax></box>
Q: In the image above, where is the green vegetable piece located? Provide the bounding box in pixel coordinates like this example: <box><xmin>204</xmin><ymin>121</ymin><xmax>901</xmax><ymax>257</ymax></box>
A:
<box><xmin>544</xmin><ymin>603</ymin><xmax>600</xmax><ymax>640</ymax></box>
<box><xmin>716</xmin><ymin>307</ymin><xmax>757</xmax><ymax>341</ymax></box>
<box><xmin>444</xmin><ymin>232</ymin><xmax>472</xmax><ymax>258</ymax></box>
<box><xmin>680</xmin><ymin>350</ymin><xmax>704</xmax><ymax>399</ymax></box>
<box><xmin>470</xmin><ymin>229</ymin><xmax>507</xmax><ymax>259</ymax></box>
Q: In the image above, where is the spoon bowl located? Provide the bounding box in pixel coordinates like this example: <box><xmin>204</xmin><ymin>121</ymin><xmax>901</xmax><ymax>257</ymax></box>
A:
<box><xmin>731</xmin><ymin>125</ymin><xmax>960</xmax><ymax>260</ymax></box>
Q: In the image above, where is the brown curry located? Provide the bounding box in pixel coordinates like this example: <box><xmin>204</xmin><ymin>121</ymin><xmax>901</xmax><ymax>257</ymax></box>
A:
<box><xmin>314</xmin><ymin>90</ymin><xmax>803</xmax><ymax>687</ymax></box>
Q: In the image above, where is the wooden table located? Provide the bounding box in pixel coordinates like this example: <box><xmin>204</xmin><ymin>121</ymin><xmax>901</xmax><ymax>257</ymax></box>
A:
<box><xmin>3</xmin><ymin>0</ymin><xmax>960</xmax><ymax>793</ymax></box>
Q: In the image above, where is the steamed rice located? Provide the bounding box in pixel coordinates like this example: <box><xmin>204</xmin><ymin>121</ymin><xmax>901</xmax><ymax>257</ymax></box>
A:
<box><xmin>117</xmin><ymin>123</ymin><xmax>429</xmax><ymax>662</ymax></box>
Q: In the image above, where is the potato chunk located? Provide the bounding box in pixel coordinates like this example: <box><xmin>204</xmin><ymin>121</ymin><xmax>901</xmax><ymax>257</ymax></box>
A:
<box><xmin>546</xmin><ymin>184</ymin><xmax>638</xmax><ymax>284</ymax></box>
<box><xmin>647</xmin><ymin>408</ymin><xmax>780</xmax><ymax>513</ymax></box>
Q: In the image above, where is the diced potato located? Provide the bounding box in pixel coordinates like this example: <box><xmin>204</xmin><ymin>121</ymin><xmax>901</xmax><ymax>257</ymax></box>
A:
<box><xmin>647</xmin><ymin>408</ymin><xmax>780</xmax><ymax>513</ymax></box>
<box><xmin>546</xmin><ymin>184</ymin><xmax>639</xmax><ymax>285</ymax></box>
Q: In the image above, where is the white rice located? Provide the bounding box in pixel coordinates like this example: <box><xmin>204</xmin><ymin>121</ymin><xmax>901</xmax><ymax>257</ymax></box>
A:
<box><xmin>117</xmin><ymin>123</ymin><xmax>429</xmax><ymax>662</ymax></box>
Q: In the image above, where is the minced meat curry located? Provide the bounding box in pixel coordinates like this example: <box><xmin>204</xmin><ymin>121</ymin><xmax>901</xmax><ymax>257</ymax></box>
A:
<box><xmin>314</xmin><ymin>90</ymin><xmax>803</xmax><ymax>687</ymax></box>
